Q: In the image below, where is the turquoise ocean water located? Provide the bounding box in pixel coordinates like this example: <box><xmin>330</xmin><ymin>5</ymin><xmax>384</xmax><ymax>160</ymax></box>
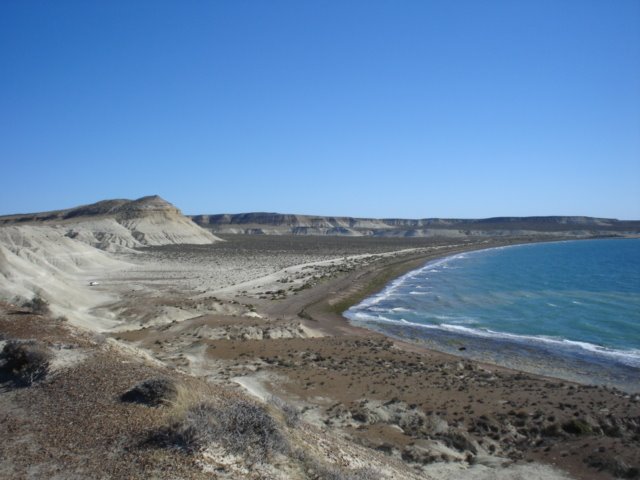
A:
<box><xmin>345</xmin><ymin>239</ymin><xmax>640</xmax><ymax>387</ymax></box>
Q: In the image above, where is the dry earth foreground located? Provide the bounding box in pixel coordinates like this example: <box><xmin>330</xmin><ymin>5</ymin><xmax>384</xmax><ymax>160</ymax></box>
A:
<box><xmin>0</xmin><ymin>196</ymin><xmax>639</xmax><ymax>480</ymax></box>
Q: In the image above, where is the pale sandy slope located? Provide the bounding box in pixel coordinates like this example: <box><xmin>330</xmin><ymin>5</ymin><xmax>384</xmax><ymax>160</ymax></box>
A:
<box><xmin>37</xmin><ymin>195</ymin><xmax>222</xmax><ymax>252</ymax></box>
<box><xmin>0</xmin><ymin>225</ymin><xmax>129</xmax><ymax>329</ymax></box>
<box><xmin>0</xmin><ymin>196</ymin><xmax>222</xmax><ymax>329</ymax></box>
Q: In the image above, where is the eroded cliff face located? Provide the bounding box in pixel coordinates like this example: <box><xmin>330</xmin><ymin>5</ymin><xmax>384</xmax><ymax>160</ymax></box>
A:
<box><xmin>191</xmin><ymin>212</ymin><xmax>640</xmax><ymax>237</ymax></box>
<box><xmin>1</xmin><ymin>195</ymin><xmax>222</xmax><ymax>251</ymax></box>
<box><xmin>0</xmin><ymin>196</ymin><xmax>222</xmax><ymax>320</ymax></box>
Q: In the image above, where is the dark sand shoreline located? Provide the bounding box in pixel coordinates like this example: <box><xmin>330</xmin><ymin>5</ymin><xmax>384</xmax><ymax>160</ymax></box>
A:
<box><xmin>285</xmin><ymin>237</ymin><xmax>639</xmax><ymax>393</ymax></box>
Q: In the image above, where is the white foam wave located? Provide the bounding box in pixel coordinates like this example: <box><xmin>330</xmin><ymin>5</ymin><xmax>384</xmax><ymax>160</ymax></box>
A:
<box><xmin>347</xmin><ymin>252</ymin><xmax>473</xmax><ymax>311</ymax></box>
<box><xmin>346</xmin><ymin>313</ymin><xmax>640</xmax><ymax>368</ymax></box>
<box><xmin>348</xmin><ymin>243</ymin><xmax>539</xmax><ymax>313</ymax></box>
<box><xmin>437</xmin><ymin>316</ymin><xmax>477</xmax><ymax>325</ymax></box>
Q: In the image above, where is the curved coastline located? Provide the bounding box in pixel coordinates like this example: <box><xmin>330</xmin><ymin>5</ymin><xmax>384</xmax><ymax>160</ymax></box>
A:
<box><xmin>337</xmin><ymin>238</ymin><xmax>640</xmax><ymax>393</ymax></box>
<box><xmin>292</xmin><ymin>238</ymin><xmax>535</xmax><ymax>337</ymax></box>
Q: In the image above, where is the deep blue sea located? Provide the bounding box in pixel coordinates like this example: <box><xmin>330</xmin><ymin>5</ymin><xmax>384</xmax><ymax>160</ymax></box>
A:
<box><xmin>345</xmin><ymin>239</ymin><xmax>640</xmax><ymax>386</ymax></box>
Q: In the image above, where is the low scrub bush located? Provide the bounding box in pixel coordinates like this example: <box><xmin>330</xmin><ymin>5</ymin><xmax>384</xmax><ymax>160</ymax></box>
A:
<box><xmin>561</xmin><ymin>418</ymin><xmax>593</xmax><ymax>436</ymax></box>
<box><xmin>149</xmin><ymin>402</ymin><xmax>218</xmax><ymax>452</ymax></box>
<box><xmin>326</xmin><ymin>468</ymin><xmax>381</xmax><ymax>480</ymax></box>
<box><xmin>294</xmin><ymin>449</ymin><xmax>382</xmax><ymax>480</ymax></box>
<box><xmin>121</xmin><ymin>377</ymin><xmax>178</xmax><ymax>406</ymax></box>
<box><xmin>218</xmin><ymin>400</ymin><xmax>288</xmax><ymax>460</ymax></box>
<box><xmin>150</xmin><ymin>399</ymin><xmax>288</xmax><ymax>462</ymax></box>
<box><xmin>22</xmin><ymin>296</ymin><xmax>50</xmax><ymax>315</ymax></box>
<box><xmin>269</xmin><ymin>395</ymin><xmax>301</xmax><ymax>427</ymax></box>
<box><xmin>0</xmin><ymin>340</ymin><xmax>51</xmax><ymax>386</ymax></box>
<box><xmin>313</xmin><ymin>466</ymin><xmax>380</xmax><ymax>480</ymax></box>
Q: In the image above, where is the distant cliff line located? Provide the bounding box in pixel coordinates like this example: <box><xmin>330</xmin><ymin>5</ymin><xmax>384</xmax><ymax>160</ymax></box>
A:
<box><xmin>1</xmin><ymin>197</ymin><xmax>637</xmax><ymax>238</ymax></box>
<box><xmin>191</xmin><ymin>213</ymin><xmax>640</xmax><ymax>237</ymax></box>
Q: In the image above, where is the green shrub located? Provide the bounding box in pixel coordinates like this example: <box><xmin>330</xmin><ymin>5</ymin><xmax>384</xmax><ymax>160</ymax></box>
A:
<box><xmin>562</xmin><ymin>419</ymin><xmax>593</xmax><ymax>436</ymax></box>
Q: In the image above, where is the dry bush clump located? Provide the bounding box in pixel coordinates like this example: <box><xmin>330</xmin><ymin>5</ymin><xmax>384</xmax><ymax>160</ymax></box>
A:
<box><xmin>269</xmin><ymin>395</ymin><xmax>301</xmax><ymax>427</ymax></box>
<box><xmin>0</xmin><ymin>340</ymin><xmax>51</xmax><ymax>386</ymax></box>
<box><xmin>293</xmin><ymin>448</ymin><xmax>381</xmax><ymax>480</ymax></box>
<box><xmin>319</xmin><ymin>467</ymin><xmax>381</xmax><ymax>480</ymax></box>
<box><xmin>121</xmin><ymin>377</ymin><xmax>178</xmax><ymax>406</ymax></box>
<box><xmin>22</xmin><ymin>296</ymin><xmax>51</xmax><ymax>315</ymax></box>
<box><xmin>149</xmin><ymin>402</ymin><xmax>219</xmax><ymax>453</ymax></box>
<box><xmin>217</xmin><ymin>399</ymin><xmax>288</xmax><ymax>460</ymax></box>
<box><xmin>149</xmin><ymin>398</ymin><xmax>288</xmax><ymax>462</ymax></box>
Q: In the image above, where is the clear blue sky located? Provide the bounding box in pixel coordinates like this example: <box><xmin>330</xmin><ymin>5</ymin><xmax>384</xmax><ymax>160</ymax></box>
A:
<box><xmin>1</xmin><ymin>1</ymin><xmax>639</xmax><ymax>219</ymax></box>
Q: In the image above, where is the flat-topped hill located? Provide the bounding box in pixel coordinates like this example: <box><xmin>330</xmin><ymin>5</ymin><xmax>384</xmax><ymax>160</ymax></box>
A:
<box><xmin>1</xmin><ymin>195</ymin><xmax>181</xmax><ymax>224</ymax></box>
<box><xmin>191</xmin><ymin>212</ymin><xmax>640</xmax><ymax>237</ymax></box>
<box><xmin>0</xmin><ymin>196</ymin><xmax>221</xmax><ymax>251</ymax></box>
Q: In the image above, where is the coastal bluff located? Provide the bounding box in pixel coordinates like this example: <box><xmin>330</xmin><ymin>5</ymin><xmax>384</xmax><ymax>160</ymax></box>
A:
<box><xmin>191</xmin><ymin>212</ymin><xmax>640</xmax><ymax>238</ymax></box>
<box><xmin>0</xmin><ymin>195</ymin><xmax>221</xmax><ymax>251</ymax></box>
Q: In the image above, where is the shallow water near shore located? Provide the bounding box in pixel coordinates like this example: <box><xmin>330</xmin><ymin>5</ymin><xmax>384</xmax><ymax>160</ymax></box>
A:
<box><xmin>345</xmin><ymin>238</ymin><xmax>640</xmax><ymax>391</ymax></box>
